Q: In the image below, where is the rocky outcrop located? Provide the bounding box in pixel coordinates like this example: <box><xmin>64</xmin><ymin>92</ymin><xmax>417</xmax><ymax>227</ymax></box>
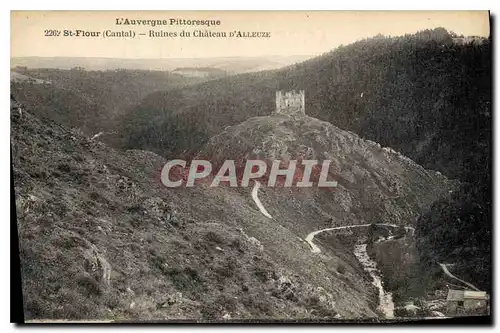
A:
<box><xmin>199</xmin><ymin>114</ymin><xmax>454</xmax><ymax>232</ymax></box>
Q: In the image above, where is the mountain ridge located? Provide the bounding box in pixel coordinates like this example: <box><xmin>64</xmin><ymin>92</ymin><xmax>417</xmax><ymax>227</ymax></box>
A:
<box><xmin>116</xmin><ymin>28</ymin><xmax>490</xmax><ymax>184</ymax></box>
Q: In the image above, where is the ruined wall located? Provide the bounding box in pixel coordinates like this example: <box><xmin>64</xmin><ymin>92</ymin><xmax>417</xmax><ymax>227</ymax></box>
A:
<box><xmin>274</xmin><ymin>90</ymin><xmax>305</xmax><ymax>116</ymax></box>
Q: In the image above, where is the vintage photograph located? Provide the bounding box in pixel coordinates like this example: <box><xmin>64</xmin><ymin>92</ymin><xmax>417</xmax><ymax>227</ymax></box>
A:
<box><xmin>10</xmin><ymin>10</ymin><xmax>491</xmax><ymax>323</ymax></box>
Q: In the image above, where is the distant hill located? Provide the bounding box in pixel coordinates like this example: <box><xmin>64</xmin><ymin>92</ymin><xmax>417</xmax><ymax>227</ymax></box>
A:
<box><xmin>11</xmin><ymin>55</ymin><xmax>314</xmax><ymax>74</ymax></box>
<box><xmin>10</xmin><ymin>68</ymin><xmax>205</xmax><ymax>135</ymax></box>
<box><xmin>171</xmin><ymin>67</ymin><xmax>227</xmax><ymax>78</ymax></box>
<box><xmin>118</xmin><ymin>28</ymin><xmax>490</xmax><ymax>183</ymax></box>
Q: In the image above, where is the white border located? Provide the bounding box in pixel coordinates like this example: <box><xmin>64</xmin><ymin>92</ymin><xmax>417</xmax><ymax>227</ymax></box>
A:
<box><xmin>4</xmin><ymin>1</ymin><xmax>497</xmax><ymax>10</ymax></box>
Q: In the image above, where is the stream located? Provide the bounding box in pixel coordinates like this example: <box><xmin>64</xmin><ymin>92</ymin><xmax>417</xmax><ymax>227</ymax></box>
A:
<box><xmin>353</xmin><ymin>242</ymin><xmax>395</xmax><ymax>319</ymax></box>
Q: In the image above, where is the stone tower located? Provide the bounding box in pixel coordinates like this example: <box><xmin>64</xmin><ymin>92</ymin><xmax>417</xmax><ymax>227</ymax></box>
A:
<box><xmin>274</xmin><ymin>90</ymin><xmax>305</xmax><ymax>116</ymax></box>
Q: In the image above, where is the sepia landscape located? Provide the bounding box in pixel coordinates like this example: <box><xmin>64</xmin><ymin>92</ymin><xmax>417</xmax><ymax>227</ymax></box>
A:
<box><xmin>11</xmin><ymin>11</ymin><xmax>491</xmax><ymax>323</ymax></box>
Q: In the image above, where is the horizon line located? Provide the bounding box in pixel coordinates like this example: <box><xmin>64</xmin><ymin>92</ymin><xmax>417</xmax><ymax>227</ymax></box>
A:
<box><xmin>10</xmin><ymin>54</ymin><xmax>319</xmax><ymax>60</ymax></box>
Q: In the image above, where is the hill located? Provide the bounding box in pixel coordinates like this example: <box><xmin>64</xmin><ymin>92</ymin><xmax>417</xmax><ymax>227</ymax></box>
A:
<box><xmin>10</xmin><ymin>68</ymin><xmax>204</xmax><ymax>135</ymax></box>
<box><xmin>12</xmin><ymin>97</ymin><xmax>452</xmax><ymax>321</ymax></box>
<box><xmin>117</xmin><ymin>28</ymin><xmax>491</xmax><ymax>183</ymax></box>
<box><xmin>171</xmin><ymin>67</ymin><xmax>228</xmax><ymax>79</ymax></box>
<box><xmin>198</xmin><ymin>114</ymin><xmax>454</xmax><ymax>229</ymax></box>
<box><xmin>11</xmin><ymin>55</ymin><xmax>313</xmax><ymax>74</ymax></box>
<box><xmin>114</xmin><ymin>28</ymin><xmax>491</xmax><ymax>301</ymax></box>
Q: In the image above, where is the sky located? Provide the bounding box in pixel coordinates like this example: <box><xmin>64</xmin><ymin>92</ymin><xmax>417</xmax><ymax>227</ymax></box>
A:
<box><xmin>11</xmin><ymin>11</ymin><xmax>490</xmax><ymax>59</ymax></box>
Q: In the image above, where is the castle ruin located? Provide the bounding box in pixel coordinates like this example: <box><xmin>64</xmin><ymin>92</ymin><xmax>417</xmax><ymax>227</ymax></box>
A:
<box><xmin>274</xmin><ymin>90</ymin><xmax>305</xmax><ymax>116</ymax></box>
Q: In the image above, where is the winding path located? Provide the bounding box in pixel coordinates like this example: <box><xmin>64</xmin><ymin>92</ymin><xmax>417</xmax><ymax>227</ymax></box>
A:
<box><xmin>305</xmin><ymin>224</ymin><xmax>415</xmax><ymax>253</ymax></box>
<box><xmin>251</xmin><ymin>181</ymin><xmax>273</xmax><ymax>219</ymax></box>
<box><xmin>438</xmin><ymin>263</ymin><xmax>480</xmax><ymax>291</ymax></box>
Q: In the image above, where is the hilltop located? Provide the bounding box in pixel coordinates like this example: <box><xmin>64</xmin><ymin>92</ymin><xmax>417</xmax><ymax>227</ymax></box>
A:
<box><xmin>199</xmin><ymin>113</ymin><xmax>454</xmax><ymax>230</ymax></box>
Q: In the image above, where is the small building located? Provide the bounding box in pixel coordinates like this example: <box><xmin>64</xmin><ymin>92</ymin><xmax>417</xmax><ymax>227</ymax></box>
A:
<box><xmin>274</xmin><ymin>90</ymin><xmax>305</xmax><ymax>117</ymax></box>
<box><xmin>446</xmin><ymin>290</ymin><xmax>489</xmax><ymax>315</ymax></box>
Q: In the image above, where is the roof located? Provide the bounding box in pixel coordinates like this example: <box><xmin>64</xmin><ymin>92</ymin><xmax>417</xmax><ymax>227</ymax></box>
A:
<box><xmin>447</xmin><ymin>290</ymin><xmax>488</xmax><ymax>301</ymax></box>
<box><xmin>464</xmin><ymin>291</ymin><xmax>488</xmax><ymax>300</ymax></box>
